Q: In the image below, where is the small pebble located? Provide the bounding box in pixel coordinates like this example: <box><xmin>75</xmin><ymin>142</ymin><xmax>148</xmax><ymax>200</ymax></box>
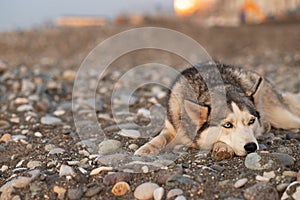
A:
<box><xmin>117</xmin><ymin>129</ymin><xmax>141</xmax><ymax>139</ymax></box>
<box><xmin>59</xmin><ymin>164</ymin><xmax>75</xmax><ymax>177</ymax></box>
<box><xmin>0</xmin><ymin>145</ymin><xmax>5</xmax><ymax>151</ymax></box>
<box><xmin>0</xmin><ymin>133</ymin><xmax>12</xmax><ymax>142</ymax></box>
<box><xmin>53</xmin><ymin>110</ymin><xmax>65</xmax><ymax>116</ymax></box>
<box><xmin>263</xmin><ymin>171</ymin><xmax>276</xmax><ymax>179</ymax></box>
<box><xmin>111</xmin><ymin>181</ymin><xmax>130</xmax><ymax>196</ymax></box>
<box><xmin>48</xmin><ymin>148</ymin><xmax>65</xmax><ymax>155</ymax></box>
<box><xmin>16</xmin><ymin>160</ymin><xmax>25</xmax><ymax>168</ymax></box>
<box><xmin>41</xmin><ymin>116</ymin><xmax>62</xmax><ymax>125</ymax></box>
<box><xmin>45</xmin><ymin>144</ymin><xmax>56</xmax><ymax>151</ymax></box>
<box><xmin>78</xmin><ymin>150</ymin><xmax>90</xmax><ymax>157</ymax></box>
<box><xmin>16</xmin><ymin>104</ymin><xmax>33</xmax><ymax>112</ymax></box>
<box><xmin>84</xmin><ymin>185</ymin><xmax>102</xmax><ymax>197</ymax></box>
<box><xmin>167</xmin><ymin>188</ymin><xmax>183</xmax><ymax>199</ymax></box>
<box><xmin>67</xmin><ymin>188</ymin><xmax>83</xmax><ymax>200</ymax></box>
<box><xmin>244</xmin><ymin>182</ymin><xmax>279</xmax><ymax>200</ymax></box>
<box><xmin>67</xmin><ymin>161</ymin><xmax>80</xmax><ymax>166</ymax></box>
<box><xmin>142</xmin><ymin>166</ymin><xmax>149</xmax><ymax>173</ymax></box>
<box><xmin>128</xmin><ymin>143</ymin><xmax>138</xmax><ymax>150</ymax></box>
<box><xmin>10</xmin><ymin>117</ymin><xmax>20</xmax><ymax>124</ymax></box>
<box><xmin>134</xmin><ymin>182</ymin><xmax>159</xmax><ymax>200</ymax></box>
<box><xmin>153</xmin><ymin>187</ymin><xmax>164</xmax><ymax>200</ymax></box>
<box><xmin>12</xmin><ymin>195</ymin><xmax>21</xmax><ymax>200</ymax></box>
<box><xmin>90</xmin><ymin>166</ymin><xmax>113</xmax><ymax>175</ymax></box>
<box><xmin>298</xmin><ymin>170</ymin><xmax>300</xmax><ymax>181</ymax></box>
<box><xmin>137</xmin><ymin>108</ymin><xmax>151</xmax><ymax>118</ymax></box>
<box><xmin>62</xmin><ymin>70</ymin><xmax>77</xmax><ymax>81</ymax></box>
<box><xmin>0</xmin><ymin>120</ymin><xmax>11</xmax><ymax>129</ymax></box>
<box><xmin>14</xmin><ymin>97</ymin><xmax>28</xmax><ymax>104</ymax></box>
<box><xmin>276</xmin><ymin>183</ymin><xmax>289</xmax><ymax>192</ymax></box>
<box><xmin>53</xmin><ymin>185</ymin><xmax>66</xmax><ymax>194</ymax></box>
<box><xmin>34</xmin><ymin>132</ymin><xmax>43</xmax><ymax>138</ymax></box>
<box><xmin>256</xmin><ymin>175</ymin><xmax>270</xmax><ymax>182</ymax></box>
<box><xmin>98</xmin><ymin>139</ymin><xmax>122</xmax><ymax>155</ymax></box>
<box><xmin>175</xmin><ymin>195</ymin><xmax>187</xmax><ymax>200</ymax></box>
<box><xmin>234</xmin><ymin>178</ymin><xmax>248</xmax><ymax>188</ymax></box>
<box><xmin>1</xmin><ymin>165</ymin><xmax>8</xmax><ymax>172</ymax></box>
<box><xmin>283</xmin><ymin>170</ymin><xmax>298</xmax><ymax>177</ymax></box>
<box><xmin>27</xmin><ymin>161</ymin><xmax>42</xmax><ymax>169</ymax></box>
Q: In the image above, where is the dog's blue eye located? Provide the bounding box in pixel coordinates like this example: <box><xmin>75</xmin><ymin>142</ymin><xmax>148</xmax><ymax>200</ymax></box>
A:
<box><xmin>222</xmin><ymin>122</ymin><xmax>233</xmax><ymax>128</ymax></box>
<box><xmin>248</xmin><ymin>118</ymin><xmax>255</xmax><ymax>125</ymax></box>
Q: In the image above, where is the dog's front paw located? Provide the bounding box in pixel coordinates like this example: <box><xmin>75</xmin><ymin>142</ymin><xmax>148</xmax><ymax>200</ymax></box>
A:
<box><xmin>134</xmin><ymin>143</ymin><xmax>160</xmax><ymax>156</ymax></box>
<box><xmin>212</xmin><ymin>142</ymin><xmax>234</xmax><ymax>160</ymax></box>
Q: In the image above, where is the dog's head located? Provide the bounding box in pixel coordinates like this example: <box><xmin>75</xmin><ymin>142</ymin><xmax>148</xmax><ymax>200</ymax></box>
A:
<box><xmin>184</xmin><ymin>97</ymin><xmax>262</xmax><ymax>156</ymax></box>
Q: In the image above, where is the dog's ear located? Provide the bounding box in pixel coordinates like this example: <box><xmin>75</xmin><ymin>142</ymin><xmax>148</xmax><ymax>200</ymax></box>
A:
<box><xmin>246</xmin><ymin>77</ymin><xmax>263</xmax><ymax>98</ymax></box>
<box><xmin>184</xmin><ymin>100</ymin><xmax>209</xmax><ymax>126</ymax></box>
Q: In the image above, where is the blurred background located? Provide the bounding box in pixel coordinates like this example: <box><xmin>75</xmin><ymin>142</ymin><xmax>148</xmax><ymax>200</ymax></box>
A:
<box><xmin>0</xmin><ymin>0</ymin><xmax>300</xmax><ymax>89</ymax></box>
<box><xmin>1</xmin><ymin>0</ymin><xmax>300</xmax><ymax>31</ymax></box>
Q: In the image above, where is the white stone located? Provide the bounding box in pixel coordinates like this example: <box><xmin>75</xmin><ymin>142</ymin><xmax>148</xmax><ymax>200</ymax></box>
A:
<box><xmin>117</xmin><ymin>129</ymin><xmax>141</xmax><ymax>139</ymax></box>
<box><xmin>234</xmin><ymin>178</ymin><xmax>248</xmax><ymax>188</ymax></box>
<box><xmin>10</xmin><ymin>117</ymin><xmax>20</xmax><ymax>124</ymax></box>
<box><xmin>15</xmin><ymin>98</ymin><xmax>28</xmax><ymax>104</ymax></box>
<box><xmin>153</xmin><ymin>187</ymin><xmax>164</xmax><ymax>200</ymax></box>
<box><xmin>34</xmin><ymin>132</ymin><xmax>43</xmax><ymax>138</ymax></box>
<box><xmin>256</xmin><ymin>175</ymin><xmax>270</xmax><ymax>182</ymax></box>
<box><xmin>263</xmin><ymin>171</ymin><xmax>276</xmax><ymax>179</ymax></box>
<box><xmin>53</xmin><ymin>110</ymin><xmax>66</xmax><ymax>116</ymax></box>
<box><xmin>134</xmin><ymin>182</ymin><xmax>159</xmax><ymax>200</ymax></box>
<box><xmin>17</xmin><ymin>104</ymin><xmax>33</xmax><ymax>112</ymax></box>
<box><xmin>137</xmin><ymin>108</ymin><xmax>151</xmax><ymax>118</ymax></box>
<box><xmin>1</xmin><ymin>165</ymin><xmax>8</xmax><ymax>172</ymax></box>
<box><xmin>175</xmin><ymin>195</ymin><xmax>187</xmax><ymax>200</ymax></box>
<box><xmin>41</xmin><ymin>116</ymin><xmax>62</xmax><ymax>125</ymax></box>
<box><xmin>167</xmin><ymin>188</ymin><xmax>183</xmax><ymax>199</ymax></box>
<box><xmin>142</xmin><ymin>166</ymin><xmax>149</xmax><ymax>173</ymax></box>
<box><xmin>27</xmin><ymin>161</ymin><xmax>42</xmax><ymax>169</ymax></box>
<box><xmin>90</xmin><ymin>166</ymin><xmax>113</xmax><ymax>175</ymax></box>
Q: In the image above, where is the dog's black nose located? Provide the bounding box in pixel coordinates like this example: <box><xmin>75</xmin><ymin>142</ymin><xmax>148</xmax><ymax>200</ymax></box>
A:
<box><xmin>244</xmin><ymin>142</ymin><xmax>257</xmax><ymax>153</ymax></box>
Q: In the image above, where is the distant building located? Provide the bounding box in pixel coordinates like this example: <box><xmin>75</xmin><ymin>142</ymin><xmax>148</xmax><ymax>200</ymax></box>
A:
<box><xmin>174</xmin><ymin>0</ymin><xmax>300</xmax><ymax>25</ymax></box>
<box><xmin>55</xmin><ymin>16</ymin><xmax>107</xmax><ymax>27</ymax></box>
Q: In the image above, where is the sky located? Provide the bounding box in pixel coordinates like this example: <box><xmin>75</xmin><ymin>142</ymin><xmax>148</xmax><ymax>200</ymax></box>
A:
<box><xmin>0</xmin><ymin>0</ymin><xmax>174</xmax><ymax>31</ymax></box>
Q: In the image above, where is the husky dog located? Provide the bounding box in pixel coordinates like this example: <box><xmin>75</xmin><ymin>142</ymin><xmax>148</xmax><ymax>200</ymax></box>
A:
<box><xmin>135</xmin><ymin>62</ymin><xmax>300</xmax><ymax>160</ymax></box>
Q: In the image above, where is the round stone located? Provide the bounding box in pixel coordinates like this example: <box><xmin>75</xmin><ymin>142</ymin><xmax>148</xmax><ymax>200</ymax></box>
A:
<box><xmin>134</xmin><ymin>182</ymin><xmax>159</xmax><ymax>200</ymax></box>
<box><xmin>98</xmin><ymin>139</ymin><xmax>122</xmax><ymax>155</ymax></box>
<box><xmin>111</xmin><ymin>181</ymin><xmax>130</xmax><ymax>196</ymax></box>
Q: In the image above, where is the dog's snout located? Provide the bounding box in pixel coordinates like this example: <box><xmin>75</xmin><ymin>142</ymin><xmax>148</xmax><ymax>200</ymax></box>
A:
<box><xmin>244</xmin><ymin>142</ymin><xmax>257</xmax><ymax>153</ymax></box>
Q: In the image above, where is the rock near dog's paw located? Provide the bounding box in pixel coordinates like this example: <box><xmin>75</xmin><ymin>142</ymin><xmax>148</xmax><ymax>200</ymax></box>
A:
<box><xmin>212</xmin><ymin>142</ymin><xmax>234</xmax><ymax>160</ymax></box>
<box><xmin>134</xmin><ymin>143</ymin><xmax>160</xmax><ymax>156</ymax></box>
